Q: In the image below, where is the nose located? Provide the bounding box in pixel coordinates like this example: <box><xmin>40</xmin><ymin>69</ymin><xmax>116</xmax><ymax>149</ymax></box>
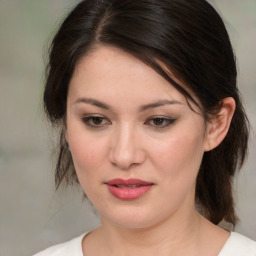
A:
<box><xmin>109</xmin><ymin>124</ymin><xmax>146</xmax><ymax>170</ymax></box>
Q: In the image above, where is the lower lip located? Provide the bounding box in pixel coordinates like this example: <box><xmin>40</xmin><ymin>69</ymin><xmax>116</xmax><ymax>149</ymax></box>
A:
<box><xmin>107</xmin><ymin>185</ymin><xmax>153</xmax><ymax>200</ymax></box>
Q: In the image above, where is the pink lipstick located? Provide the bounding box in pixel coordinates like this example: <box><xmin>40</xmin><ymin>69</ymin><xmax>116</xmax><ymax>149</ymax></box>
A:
<box><xmin>106</xmin><ymin>179</ymin><xmax>153</xmax><ymax>200</ymax></box>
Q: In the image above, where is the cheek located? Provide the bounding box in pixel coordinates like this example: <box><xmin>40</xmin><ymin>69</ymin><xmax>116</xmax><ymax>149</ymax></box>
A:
<box><xmin>149</xmin><ymin>129</ymin><xmax>205</xmax><ymax>182</ymax></box>
<box><xmin>69</xmin><ymin>135</ymin><xmax>108</xmax><ymax>199</ymax></box>
<box><xmin>68</xmin><ymin>130</ymin><xmax>108</xmax><ymax>179</ymax></box>
<box><xmin>149</xmin><ymin>132</ymin><xmax>205</xmax><ymax>211</ymax></box>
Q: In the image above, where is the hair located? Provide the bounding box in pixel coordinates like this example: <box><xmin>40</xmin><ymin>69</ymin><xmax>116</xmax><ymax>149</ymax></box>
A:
<box><xmin>44</xmin><ymin>0</ymin><xmax>249</xmax><ymax>227</ymax></box>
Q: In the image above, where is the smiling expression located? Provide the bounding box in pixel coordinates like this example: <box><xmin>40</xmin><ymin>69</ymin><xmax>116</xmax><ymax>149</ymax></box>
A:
<box><xmin>65</xmin><ymin>45</ymin><xmax>209</xmax><ymax>229</ymax></box>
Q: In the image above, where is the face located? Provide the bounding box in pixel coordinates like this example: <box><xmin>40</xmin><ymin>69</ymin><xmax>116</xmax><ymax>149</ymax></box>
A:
<box><xmin>66</xmin><ymin>46</ymin><xmax>208</xmax><ymax>229</ymax></box>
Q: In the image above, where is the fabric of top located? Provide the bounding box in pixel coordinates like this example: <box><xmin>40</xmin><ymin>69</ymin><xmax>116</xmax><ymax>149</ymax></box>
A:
<box><xmin>33</xmin><ymin>231</ymin><xmax>256</xmax><ymax>256</ymax></box>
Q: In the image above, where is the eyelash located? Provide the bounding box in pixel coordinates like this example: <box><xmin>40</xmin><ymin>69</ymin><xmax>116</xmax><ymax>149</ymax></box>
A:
<box><xmin>82</xmin><ymin>115</ymin><xmax>111</xmax><ymax>128</ymax></box>
<box><xmin>145</xmin><ymin>116</ymin><xmax>176</xmax><ymax>128</ymax></box>
<box><xmin>82</xmin><ymin>115</ymin><xmax>176</xmax><ymax>129</ymax></box>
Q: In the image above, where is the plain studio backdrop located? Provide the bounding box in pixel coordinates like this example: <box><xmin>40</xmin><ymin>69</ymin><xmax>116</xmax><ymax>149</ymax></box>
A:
<box><xmin>0</xmin><ymin>1</ymin><xmax>255</xmax><ymax>256</ymax></box>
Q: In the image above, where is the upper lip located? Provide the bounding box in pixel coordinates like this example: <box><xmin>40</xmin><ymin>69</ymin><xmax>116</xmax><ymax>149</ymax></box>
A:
<box><xmin>106</xmin><ymin>179</ymin><xmax>153</xmax><ymax>186</ymax></box>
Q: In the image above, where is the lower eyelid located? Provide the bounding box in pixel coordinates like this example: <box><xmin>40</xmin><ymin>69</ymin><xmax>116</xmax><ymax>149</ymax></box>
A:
<box><xmin>82</xmin><ymin>115</ymin><xmax>110</xmax><ymax>127</ymax></box>
<box><xmin>81</xmin><ymin>115</ymin><xmax>175</xmax><ymax>127</ymax></box>
<box><xmin>153</xmin><ymin>118</ymin><xmax>176</xmax><ymax>126</ymax></box>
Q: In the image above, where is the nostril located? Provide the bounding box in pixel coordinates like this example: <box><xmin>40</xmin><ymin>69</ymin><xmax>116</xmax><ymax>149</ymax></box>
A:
<box><xmin>109</xmin><ymin>147</ymin><xmax>146</xmax><ymax>170</ymax></box>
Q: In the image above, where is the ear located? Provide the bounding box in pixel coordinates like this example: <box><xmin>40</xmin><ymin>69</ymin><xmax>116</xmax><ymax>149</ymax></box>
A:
<box><xmin>204</xmin><ymin>97</ymin><xmax>236</xmax><ymax>152</ymax></box>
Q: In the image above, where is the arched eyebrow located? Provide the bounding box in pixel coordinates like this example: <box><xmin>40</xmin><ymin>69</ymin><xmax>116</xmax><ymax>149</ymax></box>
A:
<box><xmin>139</xmin><ymin>99</ymin><xmax>183</xmax><ymax>112</ymax></box>
<box><xmin>73</xmin><ymin>97</ymin><xmax>182</xmax><ymax>111</ymax></box>
<box><xmin>73</xmin><ymin>97</ymin><xmax>112</xmax><ymax>110</ymax></box>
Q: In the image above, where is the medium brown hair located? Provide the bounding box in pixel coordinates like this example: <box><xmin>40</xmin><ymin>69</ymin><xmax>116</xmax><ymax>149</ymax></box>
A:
<box><xmin>44</xmin><ymin>0</ymin><xmax>249</xmax><ymax>226</ymax></box>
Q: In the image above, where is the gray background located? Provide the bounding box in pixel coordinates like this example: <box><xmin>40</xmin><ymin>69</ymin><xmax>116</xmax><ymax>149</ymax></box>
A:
<box><xmin>0</xmin><ymin>1</ymin><xmax>255</xmax><ymax>256</ymax></box>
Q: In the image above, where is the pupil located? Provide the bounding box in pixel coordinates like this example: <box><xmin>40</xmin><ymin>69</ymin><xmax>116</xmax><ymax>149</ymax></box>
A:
<box><xmin>154</xmin><ymin>118</ymin><xmax>164</xmax><ymax>125</ymax></box>
<box><xmin>93</xmin><ymin>117</ymin><xmax>103</xmax><ymax>125</ymax></box>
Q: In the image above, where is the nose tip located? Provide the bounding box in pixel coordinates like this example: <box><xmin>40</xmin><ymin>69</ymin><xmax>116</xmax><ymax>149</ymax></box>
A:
<box><xmin>109</xmin><ymin>129</ymin><xmax>146</xmax><ymax>170</ymax></box>
<box><xmin>110</xmin><ymin>149</ymin><xmax>145</xmax><ymax>170</ymax></box>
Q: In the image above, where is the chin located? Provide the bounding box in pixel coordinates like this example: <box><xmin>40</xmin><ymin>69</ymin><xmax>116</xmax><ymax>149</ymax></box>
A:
<box><xmin>105</xmin><ymin>216</ymin><xmax>157</xmax><ymax>230</ymax></box>
<box><xmin>99</xmin><ymin>204</ymin><xmax>171</xmax><ymax>230</ymax></box>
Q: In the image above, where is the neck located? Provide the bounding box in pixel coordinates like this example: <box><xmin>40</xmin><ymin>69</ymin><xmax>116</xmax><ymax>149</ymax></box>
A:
<box><xmin>98</xmin><ymin>208</ymin><xmax>202</xmax><ymax>256</ymax></box>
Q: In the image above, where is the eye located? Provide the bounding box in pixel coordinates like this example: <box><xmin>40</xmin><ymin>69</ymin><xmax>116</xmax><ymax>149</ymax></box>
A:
<box><xmin>145</xmin><ymin>116</ymin><xmax>176</xmax><ymax>128</ymax></box>
<box><xmin>82</xmin><ymin>115</ymin><xmax>111</xmax><ymax>127</ymax></box>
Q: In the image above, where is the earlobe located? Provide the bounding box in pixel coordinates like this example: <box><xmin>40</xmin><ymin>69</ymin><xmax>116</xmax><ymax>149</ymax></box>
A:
<box><xmin>204</xmin><ymin>97</ymin><xmax>236</xmax><ymax>152</ymax></box>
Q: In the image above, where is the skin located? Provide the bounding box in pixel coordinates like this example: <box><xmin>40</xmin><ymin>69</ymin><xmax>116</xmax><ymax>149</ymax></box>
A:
<box><xmin>65</xmin><ymin>45</ymin><xmax>235</xmax><ymax>256</ymax></box>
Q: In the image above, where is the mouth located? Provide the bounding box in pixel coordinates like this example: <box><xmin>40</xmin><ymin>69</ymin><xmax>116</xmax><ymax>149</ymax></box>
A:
<box><xmin>105</xmin><ymin>179</ymin><xmax>154</xmax><ymax>200</ymax></box>
<box><xmin>113</xmin><ymin>184</ymin><xmax>143</xmax><ymax>189</ymax></box>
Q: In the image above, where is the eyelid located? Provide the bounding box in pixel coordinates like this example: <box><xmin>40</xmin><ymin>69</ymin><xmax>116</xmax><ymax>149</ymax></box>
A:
<box><xmin>144</xmin><ymin>116</ymin><xmax>176</xmax><ymax>128</ymax></box>
<box><xmin>82</xmin><ymin>114</ymin><xmax>111</xmax><ymax>128</ymax></box>
<box><xmin>81</xmin><ymin>114</ymin><xmax>176</xmax><ymax>129</ymax></box>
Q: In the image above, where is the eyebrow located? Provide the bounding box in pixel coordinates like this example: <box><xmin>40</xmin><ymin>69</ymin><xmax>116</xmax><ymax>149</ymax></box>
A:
<box><xmin>73</xmin><ymin>97</ymin><xmax>182</xmax><ymax>111</ymax></box>
<box><xmin>139</xmin><ymin>99</ymin><xmax>183</xmax><ymax>112</ymax></box>
<box><xmin>73</xmin><ymin>97</ymin><xmax>112</xmax><ymax>110</ymax></box>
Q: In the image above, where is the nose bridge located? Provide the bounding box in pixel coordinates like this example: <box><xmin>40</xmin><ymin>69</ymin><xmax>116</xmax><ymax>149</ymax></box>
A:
<box><xmin>110</xmin><ymin>122</ymin><xmax>144</xmax><ymax>169</ymax></box>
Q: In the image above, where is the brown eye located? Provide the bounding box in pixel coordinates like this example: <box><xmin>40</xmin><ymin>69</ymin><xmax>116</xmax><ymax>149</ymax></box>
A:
<box><xmin>145</xmin><ymin>116</ymin><xmax>176</xmax><ymax>128</ymax></box>
<box><xmin>91</xmin><ymin>116</ymin><xmax>104</xmax><ymax>125</ymax></box>
<box><xmin>82</xmin><ymin>115</ymin><xmax>110</xmax><ymax>127</ymax></box>
<box><xmin>153</xmin><ymin>117</ymin><xmax>165</xmax><ymax>126</ymax></box>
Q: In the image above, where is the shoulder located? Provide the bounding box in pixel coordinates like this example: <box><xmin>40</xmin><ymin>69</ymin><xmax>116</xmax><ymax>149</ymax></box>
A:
<box><xmin>219</xmin><ymin>232</ymin><xmax>256</xmax><ymax>256</ymax></box>
<box><xmin>33</xmin><ymin>233</ymin><xmax>86</xmax><ymax>256</ymax></box>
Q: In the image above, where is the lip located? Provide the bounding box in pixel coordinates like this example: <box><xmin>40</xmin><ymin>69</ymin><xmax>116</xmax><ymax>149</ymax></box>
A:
<box><xmin>105</xmin><ymin>179</ymin><xmax>154</xmax><ymax>200</ymax></box>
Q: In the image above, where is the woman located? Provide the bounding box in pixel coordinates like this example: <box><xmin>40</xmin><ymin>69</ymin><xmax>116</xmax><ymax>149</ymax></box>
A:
<box><xmin>35</xmin><ymin>0</ymin><xmax>256</xmax><ymax>255</ymax></box>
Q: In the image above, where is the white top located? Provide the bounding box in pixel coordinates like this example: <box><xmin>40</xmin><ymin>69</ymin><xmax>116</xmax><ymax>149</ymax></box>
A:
<box><xmin>218</xmin><ymin>232</ymin><xmax>256</xmax><ymax>256</ymax></box>
<box><xmin>33</xmin><ymin>232</ymin><xmax>256</xmax><ymax>256</ymax></box>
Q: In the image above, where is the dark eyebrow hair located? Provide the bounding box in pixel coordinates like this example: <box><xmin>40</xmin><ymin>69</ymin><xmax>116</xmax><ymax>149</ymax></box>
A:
<box><xmin>73</xmin><ymin>97</ymin><xmax>182</xmax><ymax>111</ymax></box>
<box><xmin>73</xmin><ymin>97</ymin><xmax>112</xmax><ymax>110</ymax></box>
<box><xmin>139</xmin><ymin>99</ymin><xmax>183</xmax><ymax>112</ymax></box>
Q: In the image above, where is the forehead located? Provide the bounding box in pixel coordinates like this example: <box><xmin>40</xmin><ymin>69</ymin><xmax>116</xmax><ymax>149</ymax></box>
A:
<box><xmin>69</xmin><ymin>46</ymin><xmax>188</xmax><ymax>104</ymax></box>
